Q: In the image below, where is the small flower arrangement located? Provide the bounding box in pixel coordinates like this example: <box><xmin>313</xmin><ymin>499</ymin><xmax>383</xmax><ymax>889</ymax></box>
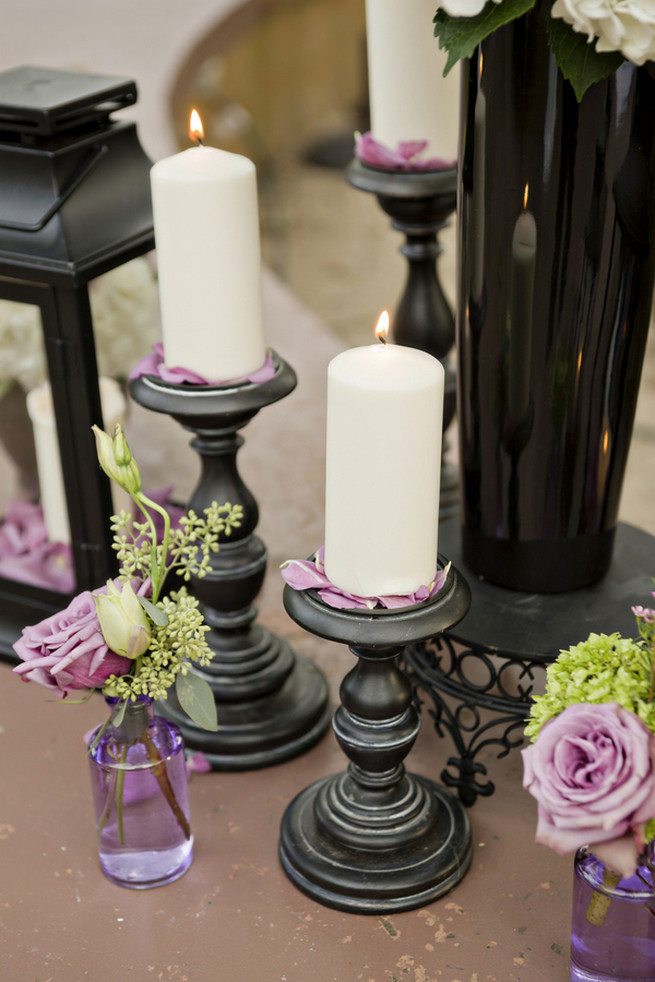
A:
<box><xmin>433</xmin><ymin>0</ymin><xmax>654</xmax><ymax>101</ymax></box>
<box><xmin>13</xmin><ymin>424</ymin><xmax>242</xmax><ymax>732</ymax></box>
<box><xmin>522</xmin><ymin>604</ymin><xmax>655</xmax><ymax>881</ymax></box>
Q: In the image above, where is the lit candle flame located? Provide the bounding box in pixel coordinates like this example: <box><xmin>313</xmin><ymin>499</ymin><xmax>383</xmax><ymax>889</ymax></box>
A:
<box><xmin>523</xmin><ymin>183</ymin><xmax>529</xmax><ymax>211</ymax></box>
<box><xmin>375</xmin><ymin>310</ymin><xmax>390</xmax><ymax>344</ymax></box>
<box><xmin>189</xmin><ymin>108</ymin><xmax>204</xmax><ymax>145</ymax></box>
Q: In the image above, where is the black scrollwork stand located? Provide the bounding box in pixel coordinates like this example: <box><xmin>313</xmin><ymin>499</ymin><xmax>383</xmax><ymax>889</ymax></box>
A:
<box><xmin>402</xmin><ymin>517</ymin><xmax>655</xmax><ymax>806</ymax></box>
<box><xmin>346</xmin><ymin>159</ymin><xmax>458</xmax><ymax>519</ymax></box>
<box><xmin>279</xmin><ymin>559</ymin><xmax>472</xmax><ymax>913</ymax></box>
<box><xmin>129</xmin><ymin>353</ymin><xmax>331</xmax><ymax>770</ymax></box>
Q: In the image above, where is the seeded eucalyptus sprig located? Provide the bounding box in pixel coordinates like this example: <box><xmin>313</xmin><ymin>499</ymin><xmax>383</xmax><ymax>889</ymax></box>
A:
<box><xmin>110</xmin><ymin>500</ymin><xmax>243</xmax><ymax>588</ymax></box>
<box><xmin>92</xmin><ymin>424</ymin><xmax>243</xmax><ymax>730</ymax></box>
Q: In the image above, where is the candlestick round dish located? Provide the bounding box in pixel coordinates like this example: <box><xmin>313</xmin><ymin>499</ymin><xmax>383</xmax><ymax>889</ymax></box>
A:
<box><xmin>129</xmin><ymin>348</ymin><xmax>296</xmax><ymax>420</ymax></box>
<box><xmin>347</xmin><ymin>157</ymin><xmax>457</xmax><ymax>199</ymax></box>
<box><xmin>285</xmin><ymin>555</ymin><xmax>468</xmax><ymax>647</ymax></box>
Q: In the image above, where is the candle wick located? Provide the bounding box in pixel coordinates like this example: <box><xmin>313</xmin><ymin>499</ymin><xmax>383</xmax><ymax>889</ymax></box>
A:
<box><xmin>194</xmin><ymin>135</ymin><xmax>204</xmax><ymax>147</ymax></box>
<box><xmin>378</xmin><ymin>334</ymin><xmax>388</xmax><ymax>346</ymax></box>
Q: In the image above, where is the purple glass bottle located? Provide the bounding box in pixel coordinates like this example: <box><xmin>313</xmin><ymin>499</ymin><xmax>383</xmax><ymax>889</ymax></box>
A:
<box><xmin>88</xmin><ymin>697</ymin><xmax>193</xmax><ymax>889</ymax></box>
<box><xmin>570</xmin><ymin>846</ymin><xmax>655</xmax><ymax>981</ymax></box>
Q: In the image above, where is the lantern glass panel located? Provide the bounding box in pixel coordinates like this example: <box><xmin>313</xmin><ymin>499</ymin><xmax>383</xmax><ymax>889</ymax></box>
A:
<box><xmin>0</xmin><ymin>298</ymin><xmax>76</xmax><ymax>593</ymax></box>
<box><xmin>0</xmin><ymin>258</ymin><xmax>158</xmax><ymax>596</ymax></box>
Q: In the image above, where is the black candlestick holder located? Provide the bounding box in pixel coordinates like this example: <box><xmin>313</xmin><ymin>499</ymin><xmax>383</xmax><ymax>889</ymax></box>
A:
<box><xmin>129</xmin><ymin>352</ymin><xmax>331</xmax><ymax>769</ymax></box>
<box><xmin>346</xmin><ymin>158</ymin><xmax>459</xmax><ymax>520</ymax></box>
<box><xmin>279</xmin><ymin>559</ymin><xmax>472</xmax><ymax>913</ymax></box>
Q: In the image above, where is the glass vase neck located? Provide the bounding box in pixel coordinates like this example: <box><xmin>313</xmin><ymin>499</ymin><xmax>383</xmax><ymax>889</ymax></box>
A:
<box><xmin>104</xmin><ymin>696</ymin><xmax>154</xmax><ymax>743</ymax></box>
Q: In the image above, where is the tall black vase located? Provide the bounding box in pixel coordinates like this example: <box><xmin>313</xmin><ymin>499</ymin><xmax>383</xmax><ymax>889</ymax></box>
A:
<box><xmin>457</xmin><ymin>4</ymin><xmax>655</xmax><ymax>592</ymax></box>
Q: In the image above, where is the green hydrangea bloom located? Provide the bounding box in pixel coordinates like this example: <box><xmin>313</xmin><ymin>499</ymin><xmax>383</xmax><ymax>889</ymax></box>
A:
<box><xmin>525</xmin><ymin>632</ymin><xmax>655</xmax><ymax>741</ymax></box>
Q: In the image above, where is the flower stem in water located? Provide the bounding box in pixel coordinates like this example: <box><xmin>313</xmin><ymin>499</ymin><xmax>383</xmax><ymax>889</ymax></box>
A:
<box><xmin>143</xmin><ymin>730</ymin><xmax>191</xmax><ymax>840</ymax></box>
<box><xmin>586</xmin><ymin>867</ymin><xmax>621</xmax><ymax>926</ymax></box>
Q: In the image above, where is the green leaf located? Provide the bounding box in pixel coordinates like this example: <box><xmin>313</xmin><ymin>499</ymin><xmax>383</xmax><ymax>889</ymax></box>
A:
<box><xmin>546</xmin><ymin>15</ymin><xmax>624</xmax><ymax>101</ymax></box>
<box><xmin>175</xmin><ymin>672</ymin><xmax>218</xmax><ymax>731</ymax></box>
<box><xmin>433</xmin><ymin>0</ymin><xmax>537</xmax><ymax>74</ymax></box>
<box><xmin>138</xmin><ymin>594</ymin><xmax>169</xmax><ymax>627</ymax></box>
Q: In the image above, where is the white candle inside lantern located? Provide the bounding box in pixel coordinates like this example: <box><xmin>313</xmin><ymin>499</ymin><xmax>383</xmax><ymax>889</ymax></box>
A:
<box><xmin>26</xmin><ymin>377</ymin><xmax>127</xmax><ymax>544</ymax></box>
<box><xmin>150</xmin><ymin>110</ymin><xmax>267</xmax><ymax>381</ymax></box>
<box><xmin>364</xmin><ymin>0</ymin><xmax>459</xmax><ymax>161</ymax></box>
<box><xmin>324</xmin><ymin>313</ymin><xmax>444</xmax><ymax>597</ymax></box>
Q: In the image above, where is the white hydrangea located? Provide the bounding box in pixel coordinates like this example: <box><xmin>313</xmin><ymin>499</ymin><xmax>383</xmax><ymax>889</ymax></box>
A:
<box><xmin>0</xmin><ymin>257</ymin><xmax>158</xmax><ymax>393</ymax></box>
<box><xmin>438</xmin><ymin>0</ymin><xmax>503</xmax><ymax>16</ymax></box>
<box><xmin>0</xmin><ymin>301</ymin><xmax>45</xmax><ymax>393</ymax></box>
<box><xmin>89</xmin><ymin>257</ymin><xmax>158</xmax><ymax>381</ymax></box>
<box><xmin>551</xmin><ymin>0</ymin><xmax>655</xmax><ymax>65</ymax></box>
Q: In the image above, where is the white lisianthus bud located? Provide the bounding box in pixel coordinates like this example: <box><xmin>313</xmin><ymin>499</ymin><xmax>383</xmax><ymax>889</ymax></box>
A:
<box><xmin>92</xmin><ymin>423</ymin><xmax>142</xmax><ymax>495</ymax></box>
<box><xmin>551</xmin><ymin>0</ymin><xmax>655</xmax><ymax>65</ymax></box>
<box><xmin>95</xmin><ymin>580</ymin><xmax>151</xmax><ymax>659</ymax></box>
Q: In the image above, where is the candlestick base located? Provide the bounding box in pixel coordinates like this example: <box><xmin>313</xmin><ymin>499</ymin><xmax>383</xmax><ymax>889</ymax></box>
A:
<box><xmin>346</xmin><ymin>159</ymin><xmax>458</xmax><ymax>521</ymax></box>
<box><xmin>279</xmin><ymin>559</ymin><xmax>472</xmax><ymax>913</ymax></box>
<box><xmin>129</xmin><ymin>352</ymin><xmax>331</xmax><ymax>770</ymax></box>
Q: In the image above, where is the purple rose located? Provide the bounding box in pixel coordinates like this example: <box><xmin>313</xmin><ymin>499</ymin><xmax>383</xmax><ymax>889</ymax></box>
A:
<box><xmin>522</xmin><ymin>703</ymin><xmax>655</xmax><ymax>869</ymax></box>
<box><xmin>12</xmin><ymin>587</ymin><xmax>133</xmax><ymax>696</ymax></box>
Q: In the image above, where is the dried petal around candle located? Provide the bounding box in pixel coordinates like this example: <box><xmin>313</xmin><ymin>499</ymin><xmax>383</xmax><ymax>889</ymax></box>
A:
<box><xmin>354</xmin><ymin>131</ymin><xmax>456</xmax><ymax>172</ymax></box>
<box><xmin>129</xmin><ymin>343</ymin><xmax>275</xmax><ymax>387</ymax></box>
<box><xmin>281</xmin><ymin>547</ymin><xmax>449</xmax><ymax>610</ymax></box>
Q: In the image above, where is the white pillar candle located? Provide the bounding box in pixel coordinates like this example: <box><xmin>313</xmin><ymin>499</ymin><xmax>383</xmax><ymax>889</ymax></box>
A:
<box><xmin>26</xmin><ymin>377</ymin><xmax>127</xmax><ymax>544</ymax></box>
<box><xmin>365</xmin><ymin>0</ymin><xmax>459</xmax><ymax>161</ymax></box>
<box><xmin>150</xmin><ymin>114</ymin><xmax>267</xmax><ymax>381</ymax></box>
<box><xmin>324</xmin><ymin>319</ymin><xmax>444</xmax><ymax>597</ymax></box>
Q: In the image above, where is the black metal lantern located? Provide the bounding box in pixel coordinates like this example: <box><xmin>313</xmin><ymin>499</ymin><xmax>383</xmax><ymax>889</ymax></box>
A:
<box><xmin>0</xmin><ymin>66</ymin><xmax>154</xmax><ymax>657</ymax></box>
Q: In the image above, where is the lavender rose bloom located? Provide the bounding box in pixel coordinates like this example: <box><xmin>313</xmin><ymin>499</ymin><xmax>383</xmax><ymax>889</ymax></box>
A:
<box><xmin>522</xmin><ymin>703</ymin><xmax>655</xmax><ymax>865</ymax></box>
<box><xmin>12</xmin><ymin>587</ymin><xmax>133</xmax><ymax>696</ymax></box>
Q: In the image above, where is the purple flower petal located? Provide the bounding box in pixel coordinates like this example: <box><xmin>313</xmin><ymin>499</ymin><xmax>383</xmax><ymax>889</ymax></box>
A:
<box><xmin>281</xmin><ymin>549</ymin><xmax>448</xmax><ymax>611</ymax></box>
<box><xmin>280</xmin><ymin>559</ymin><xmax>332</xmax><ymax>592</ymax></box>
<box><xmin>377</xmin><ymin>593</ymin><xmax>418</xmax><ymax>609</ymax></box>
<box><xmin>130</xmin><ymin>343</ymin><xmax>275</xmax><ymax>387</ymax></box>
<box><xmin>354</xmin><ymin>131</ymin><xmax>456</xmax><ymax>173</ymax></box>
<box><xmin>397</xmin><ymin>140</ymin><xmax>431</xmax><ymax>160</ymax></box>
<box><xmin>317</xmin><ymin>589</ymin><xmax>375</xmax><ymax>610</ymax></box>
<box><xmin>632</xmin><ymin>604</ymin><xmax>655</xmax><ymax>623</ymax></box>
<box><xmin>186</xmin><ymin>751</ymin><xmax>212</xmax><ymax>774</ymax></box>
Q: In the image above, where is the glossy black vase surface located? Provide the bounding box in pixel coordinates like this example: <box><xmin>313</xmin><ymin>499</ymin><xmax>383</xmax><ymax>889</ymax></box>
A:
<box><xmin>457</xmin><ymin>5</ymin><xmax>655</xmax><ymax>592</ymax></box>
